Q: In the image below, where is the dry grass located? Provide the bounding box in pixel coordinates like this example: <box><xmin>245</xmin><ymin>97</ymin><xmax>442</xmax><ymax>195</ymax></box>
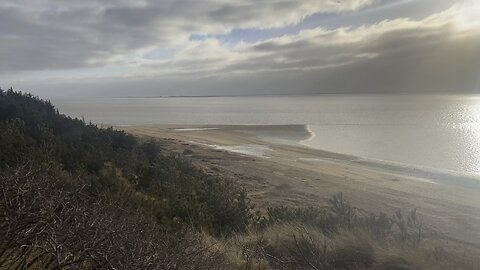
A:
<box><xmin>202</xmin><ymin>223</ymin><xmax>479</xmax><ymax>270</ymax></box>
<box><xmin>0</xmin><ymin>163</ymin><xmax>231</xmax><ymax>269</ymax></box>
<box><xmin>2</xmin><ymin>163</ymin><xmax>478</xmax><ymax>269</ymax></box>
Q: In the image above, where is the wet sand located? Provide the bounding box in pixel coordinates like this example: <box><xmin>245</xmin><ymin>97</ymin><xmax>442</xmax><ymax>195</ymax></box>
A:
<box><xmin>119</xmin><ymin>124</ymin><xmax>480</xmax><ymax>248</ymax></box>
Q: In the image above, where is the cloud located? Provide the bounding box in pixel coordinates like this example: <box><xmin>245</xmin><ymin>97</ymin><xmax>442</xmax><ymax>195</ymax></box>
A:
<box><xmin>118</xmin><ymin>7</ymin><xmax>480</xmax><ymax>93</ymax></box>
<box><xmin>0</xmin><ymin>0</ymin><xmax>371</xmax><ymax>73</ymax></box>
<box><xmin>1</xmin><ymin>1</ymin><xmax>480</xmax><ymax>96</ymax></box>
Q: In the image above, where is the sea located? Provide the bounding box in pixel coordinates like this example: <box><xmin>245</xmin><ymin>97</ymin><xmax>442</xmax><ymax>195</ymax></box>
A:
<box><xmin>52</xmin><ymin>94</ymin><xmax>480</xmax><ymax>176</ymax></box>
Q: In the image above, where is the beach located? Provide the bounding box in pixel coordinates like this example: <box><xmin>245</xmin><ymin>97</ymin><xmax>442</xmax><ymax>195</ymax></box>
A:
<box><xmin>120</xmin><ymin>124</ymin><xmax>480</xmax><ymax>248</ymax></box>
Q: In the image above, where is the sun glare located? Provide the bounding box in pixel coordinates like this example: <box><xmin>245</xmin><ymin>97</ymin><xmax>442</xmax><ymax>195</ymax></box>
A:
<box><xmin>454</xmin><ymin>1</ymin><xmax>480</xmax><ymax>30</ymax></box>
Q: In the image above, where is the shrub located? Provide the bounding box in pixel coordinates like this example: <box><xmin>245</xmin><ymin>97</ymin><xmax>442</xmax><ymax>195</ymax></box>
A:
<box><xmin>0</xmin><ymin>163</ymin><xmax>231</xmax><ymax>269</ymax></box>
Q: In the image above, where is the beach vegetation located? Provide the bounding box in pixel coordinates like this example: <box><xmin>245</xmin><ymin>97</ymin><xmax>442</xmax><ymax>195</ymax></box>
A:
<box><xmin>0</xmin><ymin>88</ymin><xmax>478</xmax><ymax>269</ymax></box>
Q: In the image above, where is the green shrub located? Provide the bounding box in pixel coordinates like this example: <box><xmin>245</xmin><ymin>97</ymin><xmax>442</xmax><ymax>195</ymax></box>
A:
<box><xmin>0</xmin><ymin>89</ymin><xmax>252</xmax><ymax>235</ymax></box>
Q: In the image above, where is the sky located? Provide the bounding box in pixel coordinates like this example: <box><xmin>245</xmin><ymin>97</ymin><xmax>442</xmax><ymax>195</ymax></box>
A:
<box><xmin>1</xmin><ymin>0</ymin><xmax>480</xmax><ymax>97</ymax></box>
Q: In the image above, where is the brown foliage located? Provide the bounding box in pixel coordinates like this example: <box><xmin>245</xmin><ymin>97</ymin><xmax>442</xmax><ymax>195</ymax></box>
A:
<box><xmin>0</xmin><ymin>163</ymin><xmax>230</xmax><ymax>269</ymax></box>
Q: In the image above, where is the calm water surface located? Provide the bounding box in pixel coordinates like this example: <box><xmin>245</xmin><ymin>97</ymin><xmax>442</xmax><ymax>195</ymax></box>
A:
<box><xmin>52</xmin><ymin>95</ymin><xmax>480</xmax><ymax>175</ymax></box>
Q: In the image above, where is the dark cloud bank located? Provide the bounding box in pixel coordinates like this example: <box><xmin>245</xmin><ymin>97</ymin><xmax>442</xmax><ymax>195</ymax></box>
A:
<box><xmin>1</xmin><ymin>0</ymin><xmax>479</xmax><ymax>97</ymax></box>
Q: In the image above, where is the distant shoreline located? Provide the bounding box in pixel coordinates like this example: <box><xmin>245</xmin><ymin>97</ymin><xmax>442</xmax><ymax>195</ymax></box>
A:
<box><xmin>49</xmin><ymin>92</ymin><xmax>480</xmax><ymax>100</ymax></box>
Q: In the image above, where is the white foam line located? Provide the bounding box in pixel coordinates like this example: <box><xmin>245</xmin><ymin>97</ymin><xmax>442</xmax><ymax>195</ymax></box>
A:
<box><xmin>299</xmin><ymin>124</ymin><xmax>316</xmax><ymax>145</ymax></box>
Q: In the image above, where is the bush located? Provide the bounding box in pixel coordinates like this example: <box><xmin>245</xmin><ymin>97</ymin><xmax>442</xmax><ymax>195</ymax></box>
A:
<box><xmin>0</xmin><ymin>163</ymin><xmax>231</xmax><ymax>269</ymax></box>
<box><xmin>0</xmin><ymin>89</ymin><xmax>253</xmax><ymax>235</ymax></box>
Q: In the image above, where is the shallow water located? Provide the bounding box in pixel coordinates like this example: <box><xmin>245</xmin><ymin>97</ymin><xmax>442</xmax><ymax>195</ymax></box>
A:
<box><xmin>52</xmin><ymin>94</ymin><xmax>480</xmax><ymax>175</ymax></box>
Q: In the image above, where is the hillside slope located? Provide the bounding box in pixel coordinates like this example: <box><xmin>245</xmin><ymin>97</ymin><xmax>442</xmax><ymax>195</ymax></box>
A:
<box><xmin>0</xmin><ymin>88</ymin><xmax>478</xmax><ymax>269</ymax></box>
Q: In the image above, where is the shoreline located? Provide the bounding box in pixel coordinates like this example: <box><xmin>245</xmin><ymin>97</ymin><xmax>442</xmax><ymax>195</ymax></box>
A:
<box><xmin>118</xmin><ymin>124</ymin><xmax>480</xmax><ymax>247</ymax></box>
<box><xmin>122</xmin><ymin>123</ymin><xmax>480</xmax><ymax>187</ymax></box>
<box><xmin>299</xmin><ymin>124</ymin><xmax>480</xmax><ymax>184</ymax></box>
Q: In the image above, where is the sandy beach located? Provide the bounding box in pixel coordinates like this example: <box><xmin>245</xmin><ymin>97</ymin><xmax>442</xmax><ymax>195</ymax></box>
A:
<box><xmin>119</xmin><ymin>124</ymin><xmax>480</xmax><ymax>248</ymax></box>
